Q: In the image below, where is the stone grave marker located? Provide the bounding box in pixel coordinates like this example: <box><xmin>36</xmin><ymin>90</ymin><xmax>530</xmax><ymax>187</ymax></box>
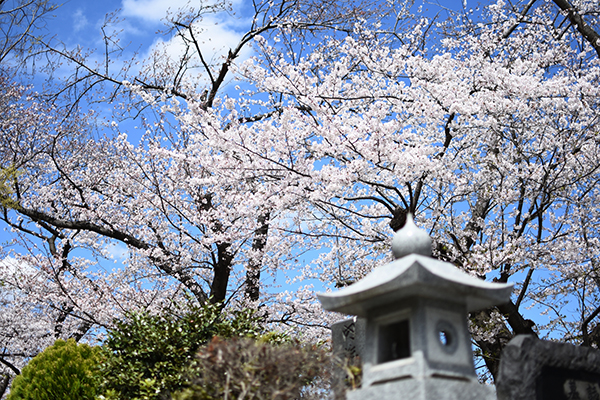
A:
<box><xmin>331</xmin><ymin>317</ymin><xmax>366</xmax><ymax>399</ymax></box>
<box><xmin>497</xmin><ymin>334</ymin><xmax>600</xmax><ymax>400</ymax></box>
<box><xmin>331</xmin><ymin>317</ymin><xmax>366</xmax><ymax>361</ymax></box>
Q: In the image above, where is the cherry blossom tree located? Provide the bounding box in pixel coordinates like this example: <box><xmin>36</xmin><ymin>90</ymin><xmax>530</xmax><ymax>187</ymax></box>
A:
<box><xmin>0</xmin><ymin>0</ymin><xmax>405</xmax><ymax>395</ymax></box>
<box><xmin>226</xmin><ymin>0</ymin><xmax>600</xmax><ymax>379</ymax></box>
<box><xmin>2</xmin><ymin>0</ymin><xmax>600</xmax><ymax>392</ymax></box>
<box><xmin>0</xmin><ymin>73</ymin><xmax>155</xmax><ymax>397</ymax></box>
<box><xmin>0</xmin><ymin>1</ymin><xmax>74</xmax><ymax>394</ymax></box>
<box><xmin>0</xmin><ymin>0</ymin><xmax>58</xmax><ymax>67</ymax></box>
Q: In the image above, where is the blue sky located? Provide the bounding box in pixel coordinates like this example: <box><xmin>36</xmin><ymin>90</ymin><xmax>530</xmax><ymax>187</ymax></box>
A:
<box><xmin>2</xmin><ymin>0</ymin><xmax>473</xmax><ymax>280</ymax></box>
<box><xmin>44</xmin><ymin>0</ymin><xmax>258</xmax><ymax>74</ymax></box>
<box><xmin>50</xmin><ymin>0</ymin><xmax>247</xmax><ymax>43</ymax></box>
<box><xmin>40</xmin><ymin>0</ymin><xmax>468</xmax><ymax>81</ymax></box>
<box><xmin>2</xmin><ymin>0</ymin><xmax>565</xmax><ymax>349</ymax></box>
<box><xmin>0</xmin><ymin>0</ymin><xmax>477</xmax><ymax>272</ymax></box>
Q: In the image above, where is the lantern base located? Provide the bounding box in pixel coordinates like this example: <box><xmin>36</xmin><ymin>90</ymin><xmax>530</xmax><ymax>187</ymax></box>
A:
<box><xmin>346</xmin><ymin>376</ymin><xmax>495</xmax><ymax>400</ymax></box>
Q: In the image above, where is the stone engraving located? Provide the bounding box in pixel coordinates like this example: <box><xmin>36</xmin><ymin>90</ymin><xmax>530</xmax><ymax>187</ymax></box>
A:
<box><xmin>332</xmin><ymin>317</ymin><xmax>366</xmax><ymax>360</ymax></box>
<box><xmin>331</xmin><ymin>317</ymin><xmax>366</xmax><ymax>399</ymax></box>
<box><xmin>540</xmin><ymin>367</ymin><xmax>600</xmax><ymax>400</ymax></box>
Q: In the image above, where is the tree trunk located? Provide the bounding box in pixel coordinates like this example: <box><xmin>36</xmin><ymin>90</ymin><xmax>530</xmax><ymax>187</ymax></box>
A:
<box><xmin>210</xmin><ymin>242</ymin><xmax>233</xmax><ymax>303</ymax></box>
<box><xmin>245</xmin><ymin>213</ymin><xmax>270</xmax><ymax>301</ymax></box>
<box><xmin>551</xmin><ymin>0</ymin><xmax>600</xmax><ymax>59</ymax></box>
<box><xmin>0</xmin><ymin>374</ymin><xmax>9</xmax><ymax>399</ymax></box>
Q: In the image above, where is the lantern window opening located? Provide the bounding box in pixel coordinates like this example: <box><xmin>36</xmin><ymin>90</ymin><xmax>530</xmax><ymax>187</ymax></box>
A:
<box><xmin>378</xmin><ymin>318</ymin><xmax>411</xmax><ymax>364</ymax></box>
<box><xmin>435</xmin><ymin>319</ymin><xmax>459</xmax><ymax>355</ymax></box>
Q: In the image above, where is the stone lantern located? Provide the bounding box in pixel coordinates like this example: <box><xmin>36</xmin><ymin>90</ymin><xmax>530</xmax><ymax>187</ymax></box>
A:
<box><xmin>318</xmin><ymin>215</ymin><xmax>513</xmax><ymax>400</ymax></box>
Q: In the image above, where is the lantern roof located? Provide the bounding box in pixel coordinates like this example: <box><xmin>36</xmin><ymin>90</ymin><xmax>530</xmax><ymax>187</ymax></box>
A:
<box><xmin>318</xmin><ymin>215</ymin><xmax>513</xmax><ymax>316</ymax></box>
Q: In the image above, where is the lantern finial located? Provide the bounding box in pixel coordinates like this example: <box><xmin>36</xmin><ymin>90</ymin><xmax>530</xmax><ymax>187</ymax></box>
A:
<box><xmin>391</xmin><ymin>213</ymin><xmax>432</xmax><ymax>259</ymax></box>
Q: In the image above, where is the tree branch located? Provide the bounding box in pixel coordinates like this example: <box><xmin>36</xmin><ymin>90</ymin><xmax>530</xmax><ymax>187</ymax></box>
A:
<box><xmin>582</xmin><ymin>304</ymin><xmax>600</xmax><ymax>347</ymax></box>
<box><xmin>503</xmin><ymin>0</ymin><xmax>538</xmax><ymax>39</ymax></box>
<box><xmin>0</xmin><ymin>357</ymin><xmax>20</xmax><ymax>375</ymax></box>
<box><xmin>551</xmin><ymin>0</ymin><xmax>600</xmax><ymax>58</ymax></box>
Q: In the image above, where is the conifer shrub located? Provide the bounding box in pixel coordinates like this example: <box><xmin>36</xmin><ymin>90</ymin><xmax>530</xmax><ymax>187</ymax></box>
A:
<box><xmin>173</xmin><ymin>336</ymin><xmax>332</xmax><ymax>400</ymax></box>
<box><xmin>97</xmin><ymin>302</ymin><xmax>267</xmax><ymax>400</ymax></box>
<box><xmin>7</xmin><ymin>338</ymin><xmax>101</xmax><ymax>400</ymax></box>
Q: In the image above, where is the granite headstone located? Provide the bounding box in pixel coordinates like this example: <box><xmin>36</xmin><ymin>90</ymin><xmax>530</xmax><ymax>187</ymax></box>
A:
<box><xmin>497</xmin><ymin>334</ymin><xmax>600</xmax><ymax>400</ymax></box>
<box><xmin>331</xmin><ymin>317</ymin><xmax>366</xmax><ymax>399</ymax></box>
<box><xmin>331</xmin><ymin>317</ymin><xmax>366</xmax><ymax>361</ymax></box>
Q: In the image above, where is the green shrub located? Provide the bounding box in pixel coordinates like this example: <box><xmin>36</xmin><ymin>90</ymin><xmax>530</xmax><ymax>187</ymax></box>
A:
<box><xmin>173</xmin><ymin>337</ymin><xmax>331</xmax><ymax>400</ymax></box>
<box><xmin>98</xmin><ymin>302</ymin><xmax>266</xmax><ymax>400</ymax></box>
<box><xmin>7</xmin><ymin>338</ymin><xmax>101</xmax><ymax>400</ymax></box>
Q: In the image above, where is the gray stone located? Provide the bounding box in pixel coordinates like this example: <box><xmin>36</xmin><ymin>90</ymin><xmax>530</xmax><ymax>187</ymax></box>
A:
<box><xmin>317</xmin><ymin>215</ymin><xmax>511</xmax><ymax>400</ymax></box>
<box><xmin>317</xmin><ymin>253</ymin><xmax>513</xmax><ymax>316</ymax></box>
<box><xmin>497</xmin><ymin>334</ymin><xmax>600</xmax><ymax>400</ymax></box>
<box><xmin>346</xmin><ymin>376</ymin><xmax>495</xmax><ymax>400</ymax></box>
<box><xmin>392</xmin><ymin>214</ymin><xmax>432</xmax><ymax>259</ymax></box>
<box><xmin>331</xmin><ymin>318</ymin><xmax>367</xmax><ymax>399</ymax></box>
<box><xmin>331</xmin><ymin>317</ymin><xmax>366</xmax><ymax>361</ymax></box>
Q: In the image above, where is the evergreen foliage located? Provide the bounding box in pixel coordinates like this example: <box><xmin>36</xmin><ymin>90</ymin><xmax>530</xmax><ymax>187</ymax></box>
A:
<box><xmin>97</xmin><ymin>302</ymin><xmax>267</xmax><ymax>400</ymax></box>
<box><xmin>6</xmin><ymin>338</ymin><xmax>101</xmax><ymax>400</ymax></box>
<box><xmin>0</xmin><ymin>166</ymin><xmax>20</xmax><ymax>210</ymax></box>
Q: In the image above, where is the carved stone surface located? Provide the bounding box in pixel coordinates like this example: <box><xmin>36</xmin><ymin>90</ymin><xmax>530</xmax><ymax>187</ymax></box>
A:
<box><xmin>331</xmin><ymin>318</ymin><xmax>367</xmax><ymax>399</ymax></box>
<box><xmin>332</xmin><ymin>317</ymin><xmax>366</xmax><ymax>360</ymax></box>
<box><xmin>497</xmin><ymin>334</ymin><xmax>600</xmax><ymax>400</ymax></box>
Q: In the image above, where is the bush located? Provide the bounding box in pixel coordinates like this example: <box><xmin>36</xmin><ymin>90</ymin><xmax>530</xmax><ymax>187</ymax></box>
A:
<box><xmin>98</xmin><ymin>302</ymin><xmax>267</xmax><ymax>400</ymax></box>
<box><xmin>173</xmin><ymin>336</ymin><xmax>331</xmax><ymax>400</ymax></box>
<box><xmin>7</xmin><ymin>338</ymin><xmax>101</xmax><ymax>400</ymax></box>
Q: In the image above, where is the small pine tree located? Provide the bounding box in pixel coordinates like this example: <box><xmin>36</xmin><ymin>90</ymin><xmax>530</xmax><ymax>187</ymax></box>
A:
<box><xmin>7</xmin><ymin>339</ymin><xmax>101</xmax><ymax>400</ymax></box>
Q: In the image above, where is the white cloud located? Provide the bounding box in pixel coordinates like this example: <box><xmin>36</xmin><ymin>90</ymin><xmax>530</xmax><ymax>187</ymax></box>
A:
<box><xmin>137</xmin><ymin>6</ymin><xmax>254</xmax><ymax>88</ymax></box>
<box><xmin>73</xmin><ymin>8</ymin><xmax>89</xmax><ymax>32</ymax></box>
<box><xmin>121</xmin><ymin>0</ymin><xmax>254</xmax><ymax>77</ymax></box>
<box><xmin>122</xmin><ymin>0</ymin><xmax>201</xmax><ymax>23</ymax></box>
<box><xmin>121</xmin><ymin>0</ymin><xmax>246</xmax><ymax>23</ymax></box>
<box><xmin>154</xmin><ymin>17</ymin><xmax>249</xmax><ymax>60</ymax></box>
